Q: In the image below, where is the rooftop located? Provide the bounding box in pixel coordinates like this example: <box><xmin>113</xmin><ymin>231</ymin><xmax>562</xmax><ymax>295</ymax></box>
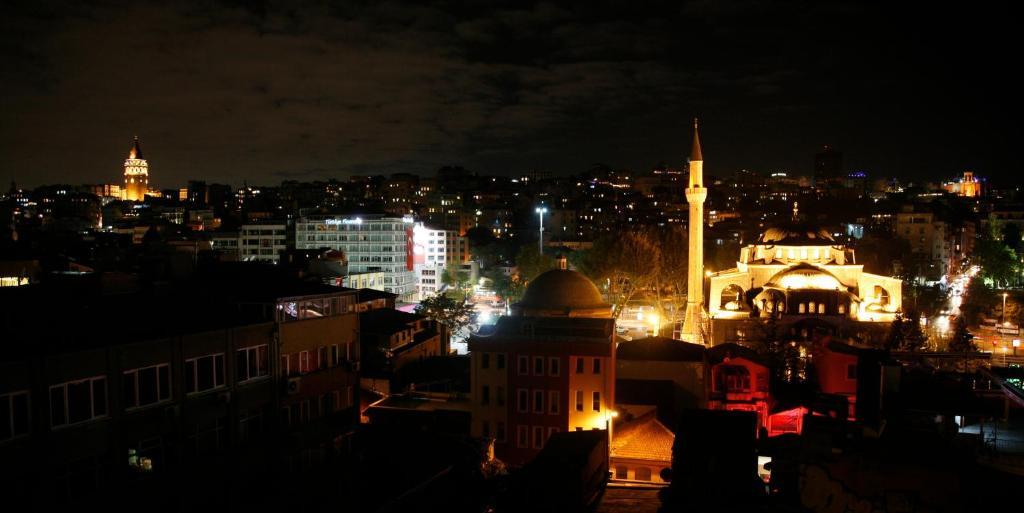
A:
<box><xmin>611</xmin><ymin>412</ymin><xmax>675</xmax><ymax>462</ymax></box>
<box><xmin>617</xmin><ymin>337</ymin><xmax>706</xmax><ymax>362</ymax></box>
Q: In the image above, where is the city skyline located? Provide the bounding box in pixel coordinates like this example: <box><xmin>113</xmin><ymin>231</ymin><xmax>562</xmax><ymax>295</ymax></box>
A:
<box><xmin>2</xmin><ymin>1</ymin><xmax>1020</xmax><ymax>188</ymax></box>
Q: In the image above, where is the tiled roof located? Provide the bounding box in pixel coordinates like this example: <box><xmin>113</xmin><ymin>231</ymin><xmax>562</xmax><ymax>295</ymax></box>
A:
<box><xmin>611</xmin><ymin>412</ymin><xmax>674</xmax><ymax>462</ymax></box>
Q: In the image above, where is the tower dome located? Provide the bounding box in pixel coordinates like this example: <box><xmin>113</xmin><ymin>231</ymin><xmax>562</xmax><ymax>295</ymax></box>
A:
<box><xmin>513</xmin><ymin>269</ymin><xmax>610</xmax><ymax>318</ymax></box>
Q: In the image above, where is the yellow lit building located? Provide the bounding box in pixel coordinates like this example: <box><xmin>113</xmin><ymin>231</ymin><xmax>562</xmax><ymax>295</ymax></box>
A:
<box><xmin>469</xmin><ymin>257</ymin><xmax>616</xmax><ymax>466</ymax></box>
<box><xmin>122</xmin><ymin>136</ymin><xmax>149</xmax><ymax>201</ymax></box>
<box><xmin>706</xmin><ymin>224</ymin><xmax>902</xmax><ymax>346</ymax></box>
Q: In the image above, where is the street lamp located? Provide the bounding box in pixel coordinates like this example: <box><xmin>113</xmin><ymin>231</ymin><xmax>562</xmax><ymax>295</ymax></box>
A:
<box><xmin>535</xmin><ymin>207</ymin><xmax>547</xmax><ymax>255</ymax></box>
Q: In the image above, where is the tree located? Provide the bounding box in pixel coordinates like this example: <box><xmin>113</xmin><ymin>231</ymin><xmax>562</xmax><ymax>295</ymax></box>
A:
<box><xmin>572</xmin><ymin>226</ymin><xmax>688</xmax><ymax>330</ymax></box>
<box><xmin>441</xmin><ymin>261</ymin><xmax>471</xmax><ymax>300</ymax></box>
<box><xmin>415</xmin><ymin>294</ymin><xmax>474</xmax><ymax>342</ymax></box>
<box><xmin>884</xmin><ymin>311</ymin><xmax>928</xmax><ymax>351</ymax></box>
<box><xmin>513</xmin><ymin>244</ymin><xmax>556</xmax><ymax>283</ymax></box>
<box><xmin>977</xmin><ymin>215</ymin><xmax>1020</xmax><ymax>287</ymax></box>
<box><xmin>947</xmin><ymin>317</ymin><xmax>977</xmax><ymax>353</ymax></box>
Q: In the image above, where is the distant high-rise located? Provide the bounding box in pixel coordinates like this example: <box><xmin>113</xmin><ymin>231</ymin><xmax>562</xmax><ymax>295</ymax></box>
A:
<box><xmin>122</xmin><ymin>136</ymin><xmax>149</xmax><ymax>201</ymax></box>
<box><xmin>813</xmin><ymin>145</ymin><xmax>843</xmax><ymax>185</ymax></box>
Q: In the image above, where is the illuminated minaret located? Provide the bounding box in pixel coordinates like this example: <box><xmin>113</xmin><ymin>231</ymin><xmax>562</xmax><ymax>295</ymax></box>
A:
<box><xmin>681</xmin><ymin>119</ymin><xmax>706</xmax><ymax>344</ymax></box>
<box><xmin>123</xmin><ymin>136</ymin><xmax>149</xmax><ymax>201</ymax></box>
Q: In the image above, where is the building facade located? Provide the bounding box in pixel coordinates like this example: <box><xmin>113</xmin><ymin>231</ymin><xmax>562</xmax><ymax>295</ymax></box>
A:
<box><xmin>295</xmin><ymin>215</ymin><xmax>417</xmax><ymax>300</ymax></box>
<box><xmin>707</xmin><ymin>224</ymin><xmax>903</xmax><ymax>346</ymax></box>
<box><xmin>469</xmin><ymin>260</ymin><xmax>615</xmax><ymax>466</ymax></box>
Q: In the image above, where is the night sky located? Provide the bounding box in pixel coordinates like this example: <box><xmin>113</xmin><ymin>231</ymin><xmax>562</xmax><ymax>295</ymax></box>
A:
<box><xmin>2</xmin><ymin>1</ymin><xmax>1019</xmax><ymax>188</ymax></box>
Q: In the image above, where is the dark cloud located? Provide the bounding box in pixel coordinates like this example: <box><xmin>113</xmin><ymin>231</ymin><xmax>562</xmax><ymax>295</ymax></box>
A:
<box><xmin>1</xmin><ymin>0</ymin><xmax>1020</xmax><ymax>188</ymax></box>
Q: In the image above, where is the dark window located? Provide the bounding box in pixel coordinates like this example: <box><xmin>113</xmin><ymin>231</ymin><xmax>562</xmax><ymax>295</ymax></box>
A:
<box><xmin>616</xmin><ymin>466</ymin><xmax>628</xmax><ymax>479</ymax></box>
<box><xmin>549</xmin><ymin>358</ymin><xmax>560</xmax><ymax>376</ymax></box>
<box><xmin>496</xmin><ymin>354</ymin><xmax>506</xmax><ymax>369</ymax></box>
<box><xmin>534</xmin><ymin>357</ymin><xmax>544</xmax><ymax>376</ymax></box>
<box><xmin>576</xmin><ymin>358</ymin><xmax>584</xmax><ymax>374</ymax></box>
<box><xmin>517</xmin><ymin>389</ymin><xmax>528</xmax><ymax>412</ymax></box>
<box><xmin>575</xmin><ymin>391</ymin><xmax>584</xmax><ymax>411</ymax></box>
<box><xmin>187</xmin><ymin>354</ymin><xmax>224</xmax><ymax>394</ymax></box>
<box><xmin>593</xmin><ymin>358</ymin><xmax>601</xmax><ymax>374</ymax></box>
<box><xmin>497</xmin><ymin>386</ymin><xmax>505</xmax><ymax>406</ymax></box>
<box><xmin>481</xmin><ymin>386</ymin><xmax>490</xmax><ymax>405</ymax></box>
<box><xmin>518</xmin><ymin>356</ymin><xmax>528</xmax><ymax>375</ymax></box>
<box><xmin>481</xmin><ymin>353</ymin><xmax>490</xmax><ymax>369</ymax></box>
<box><xmin>636</xmin><ymin>467</ymin><xmax>652</xmax><ymax>481</ymax></box>
<box><xmin>847</xmin><ymin>363</ymin><xmax>858</xmax><ymax>380</ymax></box>
<box><xmin>1</xmin><ymin>391</ymin><xmax>30</xmax><ymax>441</ymax></box>
<box><xmin>496</xmin><ymin>421</ymin><xmax>506</xmax><ymax>442</ymax></box>
<box><xmin>50</xmin><ymin>387</ymin><xmax>66</xmax><ymax>426</ymax></box>
<box><xmin>533</xmin><ymin>390</ymin><xmax>544</xmax><ymax>413</ymax></box>
<box><xmin>592</xmin><ymin>391</ymin><xmax>601</xmax><ymax>412</ymax></box>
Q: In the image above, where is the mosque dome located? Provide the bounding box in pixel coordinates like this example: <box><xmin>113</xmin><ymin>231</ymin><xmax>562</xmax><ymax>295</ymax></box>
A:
<box><xmin>765</xmin><ymin>264</ymin><xmax>844</xmax><ymax>290</ymax></box>
<box><xmin>759</xmin><ymin>224</ymin><xmax>836</xmax><ymax>246</ymax></box>
<box><xmin>513</xmin><ymin>269</ymin><xmax>611</xmax><ymax>317</ymax></box>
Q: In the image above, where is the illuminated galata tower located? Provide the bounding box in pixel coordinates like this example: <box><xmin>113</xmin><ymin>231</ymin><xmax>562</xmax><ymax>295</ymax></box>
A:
<box><xmin>681</xmin><ymin>119</ymin><xmax>706</xmax><ymax>344</ymax></box>
<box><xmin>123</xmin><ymin>136</ymin><xmax>148</xmax><ymax>201</ymax></box>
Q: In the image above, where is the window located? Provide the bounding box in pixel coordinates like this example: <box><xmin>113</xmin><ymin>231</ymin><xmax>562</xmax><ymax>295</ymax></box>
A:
<box><xmin>50</xmin><ymin>376</ymin><xmax>107</xmax><ymax>427</ymax></box>
<box><xmin>575</xmin><ymin>390</ymin><xmax>584</xmax><ymax>411</ymax></box>
<box><xmin>533</xmin><ymin>426</ymin><xmax>544</xmax><ymax>448</ymax></box>
<box><xmin>592</xmin><ymin>391</ymin><xmax>601</xmax><ymax>412</ymax></box>
<box><xmin>482</xmin><ymin>420</ymin><xmax>491</xmax><ymax>438</ymax></box>
<box><xmin>238</xmin><ymin>409</ymin><xmax>263</xmax><ymax>442</ymax></box>
<box><xmin>123</xmin><ymin>364</ymin><xmax>171</xmax><ymax>409</ymax></box>
<box><xmin>496</xmin><ymin>421</ymin><xmax>506</xmax><ymax>442</ymax></box>
<box><xmin>635</xmin><ymin>467</ymin><xmax>652</xmax><ymax>481</ymax></box>
<box><xmin>616</xmin><ymin>466</ymin><xmax>629</xmax><ymax>479</ymax></box>
<box><xmin>299</xmin><ymin>400</ymin><xmax>311</xmax><ymax>423</ymax></box>
<box><xmin>332</xmin><ymin>390</ymin><xmax>342</xmax><ymax>411</ymax></box>
<box><xmin>318</xmin><ymin>347</ymin><xmax>328</xmax><ymax>369</ymax></box>
<box><xmin>718</xmin><ymin>365</ymin><xmax>752</xmax><ymax>392</ymax></box>
<box><xmin>593</xmin><ymin>358</ymin><xmax>601</xmax><ymax>374</ymax></box>
<box><xmin>185</xmin><ymin>419</ymin><xmax>224</xmax><ymax>457</ymax></box>
<box><xmin>185</xmin><ymin>354</ymin><xmax>224</xmax><ymax>394</ymax></box>
<box><xmin>496</xmin><ymin>354</ymin><xmax>506</xmax><ymax>369</ymax></box>
<box><xmin>534</xmin><ymin>356</ymin><xmax>544</xmax><ymax>376</ymax></box>
<box><xmin>497</xmin><ymin>386</ymin><xmax>505</xmax><ymax>406</ymax></box>
<box><xmin>533</xmin><ymin>390</ymin><xmax>544</xmax><ymax>413</ymax></box>
<box><xmin>331</xmin><ymin>344</ymin><xmax>340</xmax><ymax>366</ymax></box>
<box><xmin>517</xmin><ymin>425</ymin><xmax>529</xmax><ymax>448</ymax></box>
<box><xmin>299</xmin><ymin>350</ymin><xmax>312</xmax><ymax>374</ymax></box>
<box><xmin>576</xmin><ymin>357</ymin><xmax>584</xmax><ymax>374</ymax></box>
<box><xmin>481</xmin><ymin>353</ymin><xmax>490</xmax><ymax>369</ymax></box>
<box><xmin>481</xmin><ymin>385</ymin><xmax>490</xmax><ymax>405</ymax></box>
<box><xmin>281</xmin><ymin>354</ymin><xmax>291</xmax><ymax>376</ymax></box>
<box><xmin>518</xmin><ymin>356</ymin><xmax>529</xmax><ymax>375</ymax></box>
<box><xmin>1</xmin><ymin>390</ymin><xmax>30</xmax><ymax>441</ymax></box>
<box><xmin>236</xmin><ymin>345</ymin><xmax>269</xmax><ymax>382</ymax></box>
<box><xmin>549</xmin><ymin>357</ymin><xmax>560</xmax><ymax>376</ymax></box>
<box><xmin>547</xmin><ymin>426</ymin><xmax>559</xmax><ymax>438</ymax></box>
<box><xmin>847</xmin><ymin>363</ymin><xmax>858</xmax><ymax>380</ymax></box>
<box><xmin>517</xmin><ymin>389</ymin><xmax>528</xmax><ymax>413</ymax></box>
<box><xmin>549</xmin><ymin>391</ymin><xmax>560</xmax><ymax>415</ymax></box>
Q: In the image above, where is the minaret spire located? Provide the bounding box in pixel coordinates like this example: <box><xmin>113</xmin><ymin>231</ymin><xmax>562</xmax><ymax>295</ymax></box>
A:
<box><xmin>690</xmin><ymin>118</ymin><xmax>703</xmax><ymax>162</ymax></box>
<box><xmin>682</xmin><ymin>118</ymin><xmax>708</xmax><ymax>344</ymax></box>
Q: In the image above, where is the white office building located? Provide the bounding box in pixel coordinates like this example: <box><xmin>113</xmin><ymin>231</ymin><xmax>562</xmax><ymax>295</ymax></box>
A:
<box><xmin>296</xmin><ymin>215</ymin><xmax>417</xmax><ymax>300</ymax></box>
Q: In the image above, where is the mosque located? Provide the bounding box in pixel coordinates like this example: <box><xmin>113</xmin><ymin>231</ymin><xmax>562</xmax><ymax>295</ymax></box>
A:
<box><xmin>705</xmin><ymin>224</ymin><xmax>903</xmax><ymax>345</ymax></box>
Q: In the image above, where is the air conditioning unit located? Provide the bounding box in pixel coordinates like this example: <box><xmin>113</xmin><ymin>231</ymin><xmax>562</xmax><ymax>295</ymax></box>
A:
<box><xmin>286</xmin><ymin>377</ymin><xmax>302</xmax><ymax>395</ymax></box>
